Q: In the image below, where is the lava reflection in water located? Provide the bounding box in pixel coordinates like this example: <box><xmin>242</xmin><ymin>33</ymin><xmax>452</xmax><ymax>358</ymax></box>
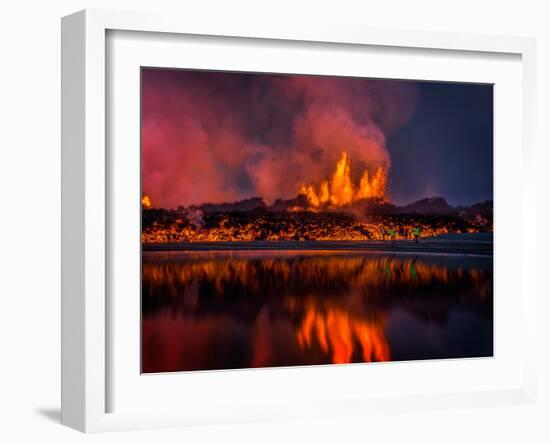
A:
<box><xmin>142</xmin><ymin>250</ymin><xmax>493</xmax><ymax>373</ymax></box>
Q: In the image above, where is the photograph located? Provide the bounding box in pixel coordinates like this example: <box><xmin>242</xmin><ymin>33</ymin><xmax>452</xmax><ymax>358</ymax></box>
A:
<box><xmin>140</xmin><ymin>68</ymin><xmax>494</xmax><ymax>373</ymax></box>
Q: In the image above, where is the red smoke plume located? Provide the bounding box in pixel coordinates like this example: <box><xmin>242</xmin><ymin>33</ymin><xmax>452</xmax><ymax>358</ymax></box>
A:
<box><xmin>142</xmin><ymin>70</ymin><xmax>417</xmax><ymax>208</ymax></box>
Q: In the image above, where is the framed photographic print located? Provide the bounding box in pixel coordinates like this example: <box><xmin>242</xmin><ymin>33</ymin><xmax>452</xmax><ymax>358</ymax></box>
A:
<box><xmin>61</xmin><ymin>9</ymin><xmax>537</xmax><ymax>432</ymax></box>
<box><xmin>140</xmin><ymin>68</ymin><xmax>494</xmax><ymax>373</ymax></box>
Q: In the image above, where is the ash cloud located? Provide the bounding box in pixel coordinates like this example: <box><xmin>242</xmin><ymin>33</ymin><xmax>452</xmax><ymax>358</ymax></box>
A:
<box><xmin>142</xmin><ymin>69</ymin><xmax>418</xmax><ymax>208</ymax></box>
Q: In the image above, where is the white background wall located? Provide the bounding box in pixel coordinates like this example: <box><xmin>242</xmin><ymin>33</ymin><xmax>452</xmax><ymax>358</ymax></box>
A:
<box><xmin>0</xmin><ymin>1</ymin><xmax>547</xmax><ymax>441</ymax></box>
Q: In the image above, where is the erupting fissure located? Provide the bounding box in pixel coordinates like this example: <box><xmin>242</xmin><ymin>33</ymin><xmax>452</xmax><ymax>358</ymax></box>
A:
<box><xmin>142</xmin><ymin>195</ymin><xmax>152</xmax><ymax>209</ymax></box>
<box><xmin>300</xmin><ymin>152</ymin><xmax>388</xmax><ymax>208</ymax></box>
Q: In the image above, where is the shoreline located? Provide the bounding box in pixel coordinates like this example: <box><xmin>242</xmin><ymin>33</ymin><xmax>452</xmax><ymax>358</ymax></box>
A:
<box><xmin>142</xmin><ymin>234</ymin><xmax>493</xmax><ymax>256</ymax></box>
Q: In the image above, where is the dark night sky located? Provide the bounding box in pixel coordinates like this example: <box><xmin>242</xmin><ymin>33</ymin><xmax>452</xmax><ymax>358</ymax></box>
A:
<box><xmin>142</xmin><ymin>69</ymin><xmax>493</xmax><ymax>208</ymax></box>
<box><xmin>387</xmin><ymin>82</ymin><xmax>493</xmax><ymax>206</ymax></box>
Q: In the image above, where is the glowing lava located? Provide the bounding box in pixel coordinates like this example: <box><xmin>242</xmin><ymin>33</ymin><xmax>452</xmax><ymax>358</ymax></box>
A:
<box><xmin>142</xmin><ymin>195</ymin><xmax>152</xmax><ymax>209</ymax></box>
<box><xmin>300</xmin><ymin>152</ymin><xmax>388</xmax><ymax>208</ymax></box>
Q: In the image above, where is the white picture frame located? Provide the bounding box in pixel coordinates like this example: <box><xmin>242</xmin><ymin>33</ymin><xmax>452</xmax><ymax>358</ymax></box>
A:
<box><xmin>61</xmin><ymin>9</ymin><xmax>537</xmax><ymax>433</ymax></box>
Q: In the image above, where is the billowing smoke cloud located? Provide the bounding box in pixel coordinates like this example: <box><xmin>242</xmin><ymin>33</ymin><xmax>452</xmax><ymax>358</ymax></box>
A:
<box><xmin>142</xmin><ymin>69</ymin><xmax>418</xmax><ymax>208</ymax></box>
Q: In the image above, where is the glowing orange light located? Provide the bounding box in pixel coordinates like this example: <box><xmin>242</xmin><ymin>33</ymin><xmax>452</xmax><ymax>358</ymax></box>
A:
<box><xmin>296</xmin><ymin>304</ymin><xmax>390</xmax><ymax>364</ymax></box>
<box><xmin>142</xmin><ymin>195</ymin><xmax>152</xmax><ymax>209</ymax></box>
<box><xmin>300</xmin><ymin>151</ymin><xmax>388</xmax><ymax>208</ymax></box>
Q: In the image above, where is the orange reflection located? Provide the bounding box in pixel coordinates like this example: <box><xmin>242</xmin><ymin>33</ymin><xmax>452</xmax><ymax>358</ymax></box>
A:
<box><xmin>142</xmin><ymin>251</ymin><xmax>491</xmax><ymax>371</ymax></box>
<box><xmin>142</xmin><ymin>252</ymin><xmax>491</xmax><ymax>299</ymax></box>
<box><xmin>296</xmin><ymin>304</ymin><xmax>390</xmax><ymax>364</ymax></box>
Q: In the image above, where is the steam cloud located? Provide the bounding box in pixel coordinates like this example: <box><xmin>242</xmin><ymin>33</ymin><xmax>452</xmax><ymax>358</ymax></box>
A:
<box><xmin>142</xmin><ymin>69</ymin><xmax>418</xmax><ymax>208</ymax></box>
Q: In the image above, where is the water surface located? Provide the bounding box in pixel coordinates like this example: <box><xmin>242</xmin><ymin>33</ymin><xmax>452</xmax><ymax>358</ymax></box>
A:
<box><xmin>142</xmin><ymin>250</ymin><xmax>493</xmax><ymax>373</ymax></box>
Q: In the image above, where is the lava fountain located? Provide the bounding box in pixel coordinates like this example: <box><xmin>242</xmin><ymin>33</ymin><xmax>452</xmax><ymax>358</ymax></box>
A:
<box><xmin>300</xmin><ymin>151</ymin><xmax>388</xmax><ymax>208</ymax></box>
